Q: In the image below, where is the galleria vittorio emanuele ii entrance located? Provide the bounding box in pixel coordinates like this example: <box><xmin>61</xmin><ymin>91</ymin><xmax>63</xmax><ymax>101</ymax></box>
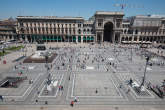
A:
<box><xmin>103</xmin><ymin>22</ymin><xmax>113</xmax><ymax>42</ymax></box>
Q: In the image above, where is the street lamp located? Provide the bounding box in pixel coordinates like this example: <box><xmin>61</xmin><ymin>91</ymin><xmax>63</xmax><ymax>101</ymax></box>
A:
<box><xmin>44</xmin><ymin>52</ymin><xmax>49</xmax><ymax>71</ymax></box>
<box><xmin>130</xmin><ymin>47</ymin><xmax>133</xmax><ymax>61</ymax></box>
<box><xmin>139</xmin><ymin>56</ymin><xmax>150</xmax><ymax>90</ymax></box>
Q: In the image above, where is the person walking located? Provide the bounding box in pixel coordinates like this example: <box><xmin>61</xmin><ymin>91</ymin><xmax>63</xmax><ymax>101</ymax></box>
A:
<box><xmin>74</xmin><ymin>96</ymin><xmax>78</xmax><ymax>102</ymax></box>
<box><xmin>0</xmin><ymin>95</ymin><xmax>3</xmax><ymax>101</ymax></box>
<box><xmin>126</xmin><ymin>88</ymin><xmax>130</xmax><ymax>94</ymax></box>
<box><xmin>95</xmin><ymin>89</ymin><xmax>98</xmax><ymax>94</ymax></box>
<box><xmin>69</xmin><ymin>75</ymin><xmax>70</xmax><ymax>80</ymax></box>
<box><xmin>70</xmin><ymin>100</ymin><xmax>74</xmax><ymax>107</ymax></box>
<box><xmin>61</xmin><ymin>86</ymin><xmax>64</xmax><ymax>91</ymax></box>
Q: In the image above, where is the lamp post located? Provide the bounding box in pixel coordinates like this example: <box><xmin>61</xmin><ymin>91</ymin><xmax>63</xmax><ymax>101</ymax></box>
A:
<box><xmin>139</xmin><ymin>56</ymin><xmax>150</xmax><ymax>90</ymax></box>
<box><xmin>45</xmin><ymin>52</ymin><xmax>49</xmax><ymax>73</ymax></box>
<box><xmin>130</xmin><ymin>47</ymin><xmax>133</xmax><ymax>61</ymax></box>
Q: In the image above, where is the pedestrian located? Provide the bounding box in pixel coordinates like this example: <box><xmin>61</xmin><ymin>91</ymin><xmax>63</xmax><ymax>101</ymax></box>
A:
<box><xmin>59</xmin><ymin>85</ymin><xmax>61</xmax><ymax>91</ymax></box>
<box><xmin>70</xmin><ymin>100</ymin><xmax>74</xmax><ymax>107</ymax></box>
<box><xmin>61</xmin><ymin>86</ymin><xmax>64</xmax><ymax>91</ymax></box>
<box><xmin>69</xmin><ymin>76</ymin><xmax>70</xmax><ymax>80</ymax></box>
<box><xmin>119</xmin><ymin>83</ymin><xmax>123</xmax><ymax>88</ymax></box>
<box><xmin>45</xmin><ymin>101</ymin><xmax>48</xmax><ymax>104</ymax></box>
<box><xmin>37</xmin><ymin>91</ymin><xmax>40</xmax><ymax>95</ymax></box>
<box><xmin>15</xmin><ymin>65</ymin><xmax>17</xmax><ymax>69</ymax></box>
<box><xmin>147</xmin><ymin>82</ymin><xmax>151</xmax><ymax>89</ymax></box>
<box><xmin>126</xmin><ymin>88</ymin><xmax>130</xmax><ymax>94</ymax></box>
<box><xmin>74</xmin><ymin>96</ymin><xmax>78</xmax><ymax>102</ymax></box>
<box><xmin>95</xmin><ymin>89</ymin><xmax>98</xmax><ymax>94</ymax></box>
<box><xmin>0</xmin><ymin>95</ymin><xmax>3</xmax><ymax>101</ymax></box>
<box><xmin>129</xmin><ymin>78</ymin><xmax>133</xmax><ymax>86</ymax></box>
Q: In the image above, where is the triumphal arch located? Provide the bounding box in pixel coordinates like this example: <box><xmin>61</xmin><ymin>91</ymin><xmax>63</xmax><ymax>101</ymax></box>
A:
<box><xmin>94</xmin><ymin>11</ymin><xmax>124</xmax><ymax>43</ymax></box>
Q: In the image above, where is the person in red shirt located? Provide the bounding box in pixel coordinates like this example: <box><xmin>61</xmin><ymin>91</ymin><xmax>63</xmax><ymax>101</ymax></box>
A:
<box><xmin>70</xmin><ymin>101</ymin><xmax>74</xmax><ymax>107</ymax></box>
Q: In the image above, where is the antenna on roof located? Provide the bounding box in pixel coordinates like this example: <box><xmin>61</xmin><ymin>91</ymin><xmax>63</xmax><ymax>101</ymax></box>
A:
<box><xmin>114</xmin><ymin>0</ymin><xmax>144</xmax><ymax>12</ymax></box>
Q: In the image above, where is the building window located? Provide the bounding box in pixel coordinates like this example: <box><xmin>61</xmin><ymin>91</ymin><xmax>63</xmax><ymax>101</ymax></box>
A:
<box><xmin>98</xmin><ymin>19</ymin><xmax>103</xmax><ymax>27</ymax></box>
<box><xmin>20</xmin><ymin>22</ymin><xmax>23</xmax><ymax>27</ymax></box>
<box><xmin>78</xmin><ymin>29</ymin><xmax>81</xmax><ymax>34</ymax></box>
<box><xmin>116</xmin><ymin>22</ymin><xmax>120</xmax><ymax>28</ymax></box>
<box><xmin>135</xmin><ymin>30</ymin><xmax>138</xmax><ymax>34</ymax></box>
<box><xmin>73</xmin><ymin>29</ymin><xmax>75</xmax><ymax>34</ymax></box>
<box><xmin>91</xmin><ymin>29</ymin><xmax>93</xmax><ymax>33</ymax></box>
<box><xmin>87</xmin><ymin>29</ymin><xmax>90</xmax><ymax>34</ymax></box>
<box><xmin>98</xmin><ymin>23</ymin><xmax>102</xmax><ymax>27</ymax></box>
<box><xmin>83</xmin><ymin>29</ymin><xmax>86</xmax><ymax>34</ymax></box>
<box><xmin>78</xmin><ymin>24</ymin><xmax>81</xmax><ymax>27</ymax></box>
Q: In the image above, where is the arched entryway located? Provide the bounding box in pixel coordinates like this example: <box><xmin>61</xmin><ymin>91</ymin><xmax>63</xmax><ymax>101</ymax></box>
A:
<box><xmin>104</xmin><ymin>22</ymin><xmax>113</xmax><ymax>42</ymax></box>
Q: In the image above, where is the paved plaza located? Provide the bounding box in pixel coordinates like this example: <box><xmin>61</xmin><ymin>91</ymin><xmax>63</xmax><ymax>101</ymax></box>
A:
<box><xmin>0</xmin><ymin>43</ymin><xmax>165</xmax><ymax>110</ymax></box>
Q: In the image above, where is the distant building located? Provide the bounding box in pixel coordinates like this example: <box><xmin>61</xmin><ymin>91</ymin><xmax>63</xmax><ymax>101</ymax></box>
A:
<box><xmin>1</xmin><ymin>11</ymin><xmax>165</xmax><ymax>44</ymax></box>
<box><xmin>16</xmin><ymin>11</ymin><xmax>124</xmax><ymax>43</ymax></box>
<box><xmin>121</xmin><ymin>15</ymin><xmax>165</xmax><ymax>44</ymax></box>
<box><xmin>0</xmin><ymin>18</ymin><xmax>17</xmax><ymax>41</ymax></box>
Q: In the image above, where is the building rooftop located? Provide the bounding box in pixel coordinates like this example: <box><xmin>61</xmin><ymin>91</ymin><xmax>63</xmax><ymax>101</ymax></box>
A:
<box><xmin>133</xmin><ymin>15</ymin><xmax>165</xmax><ymax>19</ymax></box>
<box><xmin>17</xmin><ymin>16</ymin><xmax>84</xmax><ymax>20</ymax></box>
<box><xmin>95</xmin><ymin>11</ymin><xmax>124</xmax><ymax>16</ymax></box>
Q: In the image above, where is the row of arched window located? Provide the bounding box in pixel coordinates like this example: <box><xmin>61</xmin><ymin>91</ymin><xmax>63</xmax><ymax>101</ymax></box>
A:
<box><xmin>78</xmin><ymin>29</ymin><xmax>93</xmax><ymax>34</ymax></box>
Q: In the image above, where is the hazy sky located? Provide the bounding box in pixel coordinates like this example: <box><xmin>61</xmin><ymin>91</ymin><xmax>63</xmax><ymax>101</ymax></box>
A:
<box><xmin>1</xmin><ymin>0</ymin><xmax>165</xmax><ymax>19</ymax></box>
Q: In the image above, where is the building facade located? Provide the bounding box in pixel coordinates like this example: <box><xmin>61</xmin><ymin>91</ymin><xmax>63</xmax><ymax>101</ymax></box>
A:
<box><xmin>121</xmin><ymin>15</ymin><xmax>165</xmax><ymax>44</ymax></box>
<box><xmin>1</xmin><ymin>11</ymin><xmax>165</xmax><ymax>44</ymax></box>
<box><xmin>0</xmin><ymin>18</ymin><xmax>17</xmax><ymax>41</ymax></box>
<box><xmin>16</xmin><ymin>11</ymin><xmax>124</xmax><ymax>43</ymax></box>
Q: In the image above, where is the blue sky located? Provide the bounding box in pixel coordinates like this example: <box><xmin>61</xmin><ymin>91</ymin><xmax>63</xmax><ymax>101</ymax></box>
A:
<box><xmin>1</xmin><ymin>0</ymin><xmax>165</xmax><ymax>20</ymax></box>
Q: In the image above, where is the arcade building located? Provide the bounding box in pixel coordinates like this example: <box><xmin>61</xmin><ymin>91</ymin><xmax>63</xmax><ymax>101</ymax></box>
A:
<box><xmin>1</xmin><ymin>11</ymin><xmax>165</xmax><ymax>44</ymax></box>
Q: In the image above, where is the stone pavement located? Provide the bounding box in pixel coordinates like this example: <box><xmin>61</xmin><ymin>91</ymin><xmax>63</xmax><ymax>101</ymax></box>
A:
<box><xmin>0</xmin><ymin>105</ymin><xmax>165</xmax><ymax>110</ymax></box>
<box><xmin>0</xmin><ymin>43</ymin><xmax>35</xmax><ymax>73</ymax></box>
<box><xmin>0</xmin><ymin>43</ymin><xmax>165</xmax><ymax>110</ymax></box>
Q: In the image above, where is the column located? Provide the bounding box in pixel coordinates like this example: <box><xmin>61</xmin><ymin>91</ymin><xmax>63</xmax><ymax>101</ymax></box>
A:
<box><xmin>76</xmin><ymin>36</ymin><xmax>78</xmax><ymax>43</ymax></box>
<box><xmin>25</xmin><ymin>35</ymin><xmax>28</xmax><ymax>42</ymax></box>
<box><xmin>95</xmin><ymin>33</ymin><xmax>98</xmax><ymax>42</ymax></box>
<box><xmin>101</xmin><ymin>32</ymin><xmax>103</xmax><ymax>42</ymax></box>
<box><xmin>81</xmin><ymin>36</ymin><xmax>83</xmax><ymax>43</ymax></box>
<box><xmin>137</xmin><ymin>36</ymin><xmax>140</xmax><ymax>42</ymax></box>
<box><xmin>132</xmin><ymin>36</ymin><xmax>134</xmax><ymax>42</ymax></box>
